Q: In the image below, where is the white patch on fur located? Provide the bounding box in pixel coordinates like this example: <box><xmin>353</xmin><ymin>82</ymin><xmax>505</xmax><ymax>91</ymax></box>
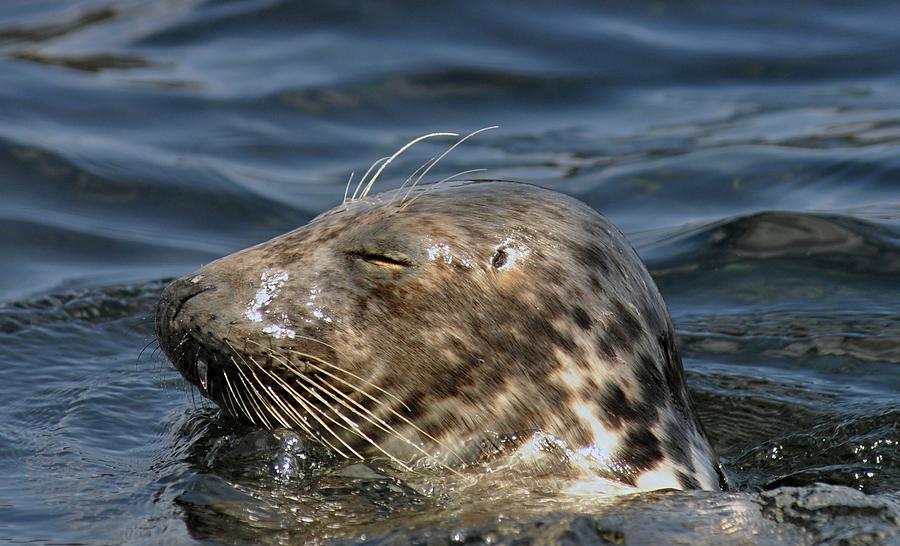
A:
<box><xmin>496</xmin><ymin>235</ymin><xmax>530</xmax><ymax>271</ymax></box>
<box><xmin>633</xmin><ymin>467</ymin><xmax>681</xmax><ymax>491</ymax></box>
<box><xmin>552</xmin><ymin>353</ymin><xmax>620</xmax><ymax>465</ymax></box>
<box><xmin>244</xmin><ymin>270</ymin><xmax>289</xmax><ymax>323</ymax></box>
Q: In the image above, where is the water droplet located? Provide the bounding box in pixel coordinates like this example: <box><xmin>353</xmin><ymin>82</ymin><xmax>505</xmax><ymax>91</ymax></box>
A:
<box><xmin>197</xmin><ymin>359</ymin><xmax>208</xmax><ymax>390</ymax></box>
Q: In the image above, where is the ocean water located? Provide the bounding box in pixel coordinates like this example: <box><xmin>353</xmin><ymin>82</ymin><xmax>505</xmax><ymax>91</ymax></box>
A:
<box><xmin>0</xmin><ymin>1</ymin><xmax>898</xmax><ymax>544</ymax></box>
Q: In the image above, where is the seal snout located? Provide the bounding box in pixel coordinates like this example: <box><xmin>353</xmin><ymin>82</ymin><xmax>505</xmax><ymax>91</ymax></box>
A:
<box><xmin>155</xmin><ymin>275</ymin><xmax>218</xmax><ymax>363</ymax></box>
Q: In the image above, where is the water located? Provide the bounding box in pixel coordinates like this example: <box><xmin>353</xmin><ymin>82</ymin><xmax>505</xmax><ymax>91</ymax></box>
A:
<box><xmin>1</xmin><ymin>0</ymin><xmax>898</xmax><ymax>544</ymax></box>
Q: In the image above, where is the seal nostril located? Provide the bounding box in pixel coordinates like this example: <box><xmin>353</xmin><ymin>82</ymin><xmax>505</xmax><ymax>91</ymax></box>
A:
<box><xmin>160</xmin><ymin>278</ymin><xmax>217</xmax><ymax>325</ymax></box>
<box><xmin>174</xmin><ymin>285</ymin><xmax>215</xmax><ymax>320</ymax></box>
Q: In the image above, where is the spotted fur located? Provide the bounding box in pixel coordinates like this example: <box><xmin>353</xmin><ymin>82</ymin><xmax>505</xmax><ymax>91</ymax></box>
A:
<box><xmin>156</xmin><ymin>180</ymin><xmax>724</xmax><ymax>492</ymax></box>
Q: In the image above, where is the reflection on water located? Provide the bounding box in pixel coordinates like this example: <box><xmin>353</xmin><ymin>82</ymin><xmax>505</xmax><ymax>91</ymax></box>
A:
<box><xmin>0</xmin><ymin>0</ymin><xmax>898</xmax><ymax>544</ymax></box>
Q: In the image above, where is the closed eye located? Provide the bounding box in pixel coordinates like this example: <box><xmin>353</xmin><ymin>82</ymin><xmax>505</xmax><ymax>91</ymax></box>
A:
<box><xmin>348</xmin><ymin>250</ymin><xmax>412</xmax><ymax>269</ymax></box>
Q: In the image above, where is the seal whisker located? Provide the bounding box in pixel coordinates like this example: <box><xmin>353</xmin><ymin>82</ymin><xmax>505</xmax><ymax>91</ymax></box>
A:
<box><xmin>223</xmin><ymin>359</ymin><xmax>262</xmax><ymax>425</ymax></box>
<box><xmin>229</xmin><ymin>355</ymin><xmax>275</xmax><ymax>428</ymax></box>
<box><xmin>305</xmin><ymin>374</ymin><xmax>429</xmax><ymax>455</ymax></box>
<box><xmin>268</xmin><ymin>345</ymin><xmax>463</xmax><ymax>464</ymax></box>
<box><xmin>274</xmin><ymin>351</ymin><xmax>405</xmax><ymax>415</ymax></box>
<box><xmin>402</xmin><ymin>168</ymin><xmax>488</xmax><ymax>209</ymax></box>
<box><xmin>248</xmin><ymin>355</ymin><xmax>364</xmax><ymax>460</ymax></box>
<box><xmin>235</xmin><ymin>368</ymin><xmax>274</xmax><ymax>427</ymax></box>
<box><xmin>242</xmin><ymin>358</ymin><xmax>347</xmax><ymax>456</ymax></box>
<box><xmin>170</xmin><ymin>335</ymin><xmax>191</xmax><ymax>368</ymax></box>
<box><xmin>303</xmin><ymin>375</ymin><xmax>418</xmax><ymax>457</ymax></box>
<box><xmin>284</xmin><ymin>371</ymin><xmax>414</xmax><ymax>471</ymax></box>
<box><xmin>137</xmin><ymin>338</ymin><xmax>159</xmax><ymax>364</ymax></box>
<box><xmin>245</xmin><ymin>353</ymin><xmax>356</xmax><ymax>456</ymax></box>
<box><xmin>342</xmin><ymin>171</ymin><xmax>355</xmax><ymax>206</ymax></box>
<box><xmin>359</xmin><ymin>132</ymin><xmax>458</xmax><ymax>200</ymax></box>
<box><xmin>304</xmin><ymin>372</ymin><xmax>463</xmax><ymax>472</ymax></box>
<box><xmin>288</xmin><ymin>336</ymin><xmax>409</xmax><ymax>410</ymax></box>
<box><xmin>245</xmin><ymin>365</ymin><xmax>350</xmax><ymax>458</ymax></box>
<box><xmin>218</xmin><ymin>367</ymin><xmax>244</xmax><ymax>419</ymax></box>
<box><xmin>258</xmin><ymin>346</ymin><xmax>427</xmax><ymax>470</ymax></box>
<box><xmin>172</xmin><ymin>336</ymin><xmax>188</xmax><ymax>365</ymax></box>
<box><xmin>253</xmin><ymin>344</ymin><xmax>414</xmax><ymax>450</ymax></box>
<box><xmin>351</xmin><ymin>156</ymin><xmax>389</xmax><ymax>202</ymax></box>
<box><xmin>246</xmin><ymin>369</ymin><xmax>294</xmax><ymax>429</ymax></box>
<box><xmin>225</xmin><ymin>340</ymin><xmax>318</xmax><ymax>436</ymax></box>
<box><xmin>256</xmin><ymin>338</ymin><xmax>410</xmax><ymax>411</ymax></box>
<box><xmin>243</xmin><ymin>356</ymin><xmax>329</xmax><ymax>435</ymax></box>
<box><xmin>387</xmin><ymin>153</ymin><xmax>441</xmax><ymax>207</ymax></box>
<box><xmin>221</xmin><ymin>358</ymin><xmax>264</xmax><ymax>427</ymax></box>
<box><xmin>400</xmin><ymin>125</ymin><xmax>498</xmax><ymax>205</ymax></box>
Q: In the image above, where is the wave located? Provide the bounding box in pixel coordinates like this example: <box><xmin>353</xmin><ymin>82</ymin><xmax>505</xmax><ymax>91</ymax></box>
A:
<box><xmin>639</xmin><ymin>210</ymin><xmax>900</xmax><ymax>311</ymax></box>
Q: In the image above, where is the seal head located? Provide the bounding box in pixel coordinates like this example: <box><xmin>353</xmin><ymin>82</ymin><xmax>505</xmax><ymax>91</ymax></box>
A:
<box><xmin>156</xmin><ymin>180</ymin><xmax>725</xmax><ymax>492</ymax></box>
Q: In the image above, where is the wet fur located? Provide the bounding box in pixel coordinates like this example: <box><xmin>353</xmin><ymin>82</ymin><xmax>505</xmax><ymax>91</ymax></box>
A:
<box><xmin>156</xmin><ymin>179</ymin><xmax>725</xmax><ymax>492</ymax></box>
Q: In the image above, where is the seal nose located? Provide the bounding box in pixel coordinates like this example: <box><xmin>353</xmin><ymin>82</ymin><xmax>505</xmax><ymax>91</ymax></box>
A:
<box><xmin>155</xmin><ymin>275</ymin><xmax>216</xmax><ymax>350</ymax></box>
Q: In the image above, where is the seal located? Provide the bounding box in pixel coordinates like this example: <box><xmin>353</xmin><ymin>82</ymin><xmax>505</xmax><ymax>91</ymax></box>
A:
<box><xmin>156</xmin><ymin>143</ymin><xmax>726</xmax><ymax>493</ymax></box>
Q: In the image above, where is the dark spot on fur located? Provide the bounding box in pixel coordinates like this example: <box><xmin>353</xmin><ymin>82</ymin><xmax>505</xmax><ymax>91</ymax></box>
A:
<box><xmin>661</xmin><ymin>416</ymin><xmax>695</xmax><ymax>474</ymax></box>
<box><xmin>614</xmin><ymin>427</ymin><xmax>663</xmax><ymax>475</ymax></box>
<box><xmin>433</xmin><ymin>361</ymin><xmax>479</xmax><ymax>397</ymax></box>
<box><xmin>572</xmin><ymin>306</ymin><xmax>592</xmax><ymax>330</ymax></box>
<box><xmin>574</xmin><ymin>242</ymin><xmax>612</xmax><ymax>275</ymax></box>
<box><xmin>593</xmin><ymin>378</ymin><xmax>659</xmax><ymax>431</ymax></box>
<box><xmin>659</xmin><ymin>334</ymin><xmax>689</xmax><ymax>416</ymax></box>
<box><xmin>595</xmin><ymin>384</ymin><xmax>631</xmax><ymax>430</ymax></box>
<box><xmin>545</xmin><ymin>383</ymin><xmax>575</xmax><ymax>406</ymax></box>
<box><xmin>589</xmin><ymin>274</ymin><xmax>605</xmax><ymax>294</ymax></box>
<box><xmin>640</xmin><ymin>301</ymin><xmax>666</xmax><ymax>335</ymax></box>
<box><xmin>633</xmin><ymin>351</ymin><xmax>665</xmax><ymax>423</ymax></box>
<box><xmin>605</xmin><ymin>300</ymin><xmax>643</xmax><ymax>352</ymax></box>
<box><xmin>676</xmin><ymin>471</ymin><xmax>700</xmax><ymax>490</ymax></box>
<box><xmin>594</xmin><ymin>335</ymin><xmax>617</xmax><ymax>361</ymax></box>
<box><xmin>521</xmin><ymin>310</ymin><xmax>579</xmax><ymax>361</ymax></box>
<box><xmin>579</xmin><ymin>378</ymin><xmax>603</xmax><ymax>404</ymax></box>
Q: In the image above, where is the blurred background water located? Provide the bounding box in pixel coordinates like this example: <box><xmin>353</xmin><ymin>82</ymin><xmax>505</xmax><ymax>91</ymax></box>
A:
<box><xmin>0</xmin><ymin>1</ymin><xmax>898</xmax><ymax>544</ymax></box>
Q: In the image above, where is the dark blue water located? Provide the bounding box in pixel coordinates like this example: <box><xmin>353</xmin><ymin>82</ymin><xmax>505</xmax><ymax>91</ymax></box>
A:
<box><xmin>1</xmin><ymin>1</ymin><xmax>898</xmax><ymax>544</ymax></box>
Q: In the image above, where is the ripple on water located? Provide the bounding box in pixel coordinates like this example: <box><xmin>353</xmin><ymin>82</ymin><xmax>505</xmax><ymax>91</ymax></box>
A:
<box><xmin>1</xmin><ymin>0</ymin><xmax>900</xmax><ymax>544</ymax></box>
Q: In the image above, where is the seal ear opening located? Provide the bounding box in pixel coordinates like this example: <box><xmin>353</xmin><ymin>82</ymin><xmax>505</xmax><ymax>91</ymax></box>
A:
<box><xmin>491</xmin><ymin>248</ymin><xmax>508</xmax><ymax>269</ymax></box>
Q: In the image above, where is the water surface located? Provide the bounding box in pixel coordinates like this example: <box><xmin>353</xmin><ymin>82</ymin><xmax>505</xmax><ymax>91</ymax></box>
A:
<box><xmin>0</xmin><ymin>1</ymin><xmax>898</xmax><ymax>544</ymax></box>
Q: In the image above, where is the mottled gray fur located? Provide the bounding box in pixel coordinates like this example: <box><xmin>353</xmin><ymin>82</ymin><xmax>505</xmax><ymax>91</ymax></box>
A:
<box><xmin>156</xmin><ymin>180</ymin><xmax>725</xmax><ymax>491</ymax></box>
